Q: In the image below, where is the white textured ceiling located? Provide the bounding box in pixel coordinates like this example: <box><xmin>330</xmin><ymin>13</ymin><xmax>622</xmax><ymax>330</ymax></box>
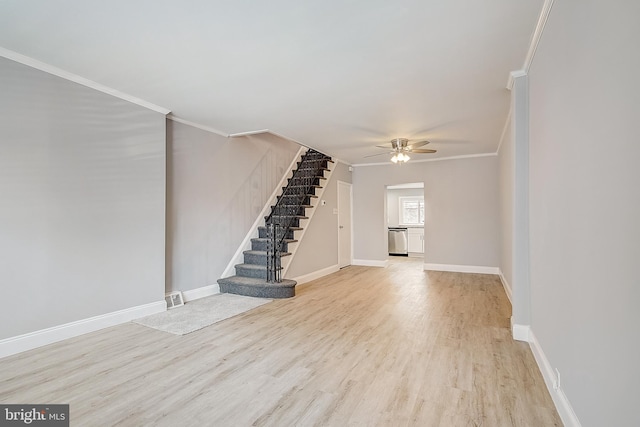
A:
<box><xmin>0</xmin><ymin>0</ymin><xmax>543</xmax><ymax>164</ymax></box>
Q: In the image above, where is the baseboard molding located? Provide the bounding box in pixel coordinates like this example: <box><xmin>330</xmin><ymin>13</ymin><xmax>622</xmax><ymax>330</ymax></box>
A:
<box><xmin>423</xmin><ymin>263</ymin><xmax>500</xmax><ymax>275</ymax></box>
<box><xmin>352</xmin><ymin>259</ymin><xmax>389</xmax><ymax>268</ymax></box>
<box><xmin>498</xmin><ymin>269</ymin><xmax>513</xmax><ymax>304</ymax></box>
<box><xmin>529</xmin><ymin>330</ymin><xmax>582</xmax><ymax>427</ymax></box>
<box><xmin>511</xmin><ymin>321</ymin><xmax>531</xmax><ymax>342</ymax></box>
<box><xmin>289</xmin><ymin>264</ymin><xmax>340</xmax><ymax>285</ymax></box>
<box><xmin>0</xmin><ymin>300</ymin><xmax>166</xmax><ymax>359</ymax></box>
<box><xmin>182</xmin><ymin>284</ymin><xmax>220</xmax><ymax>302</ymax></box>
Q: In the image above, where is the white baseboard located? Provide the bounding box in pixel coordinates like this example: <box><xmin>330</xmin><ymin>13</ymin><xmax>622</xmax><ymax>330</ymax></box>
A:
<box><xmin>182</xmin><ymin>284</ymin><xmax>220</xmax><ymax>302</ymax></box>
<box><xmin>0</xmin><ymin>300</ymin><xmax>166</xmax><ymax>359</ymax></box>
<box><xmin>529</xmin><ymin>330</ymin><xmax>582</xmax><ymax>427</ymax></box>
<box><xmin>498</xmin><ymin>269</ymin><xmax>513</xmax><ymax>304</ymax></box>
<box><xmin>423</xmin><ymin>263</ymin><xmax>500</xmax><ymax>275</ymax></box>
<box><xmin>511</xmin><ymin>321</ymin><xmax>531</xmax><ymax>342</ymax></box>
<box><xmin>353</xmin><ymin>259</ymin><xmax>389</xmax><ymax>268</ymax></box>
<box><xmin>289</xmin><ymin>264</ymin><xmax>340</xmax><ymax>285</ymax></box>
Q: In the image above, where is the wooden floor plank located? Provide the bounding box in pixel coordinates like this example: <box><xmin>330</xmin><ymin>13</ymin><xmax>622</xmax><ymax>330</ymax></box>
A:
<box><xmin>0</xmin><ymin>257</ymin><xmax>561</xmax><ymax>426</ymax></box>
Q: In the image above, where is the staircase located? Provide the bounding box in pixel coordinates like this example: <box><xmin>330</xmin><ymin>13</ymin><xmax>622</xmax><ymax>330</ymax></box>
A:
<box><xmin>217</xmin><ymin>149</ymin><xmax>333</xmax><ymax>298</ymax></box>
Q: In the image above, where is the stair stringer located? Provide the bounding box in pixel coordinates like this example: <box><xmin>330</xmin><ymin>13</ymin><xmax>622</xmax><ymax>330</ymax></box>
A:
<box><xmin>220</xmin><ymin>145</ymin><xmax>307</xmax><ymax>279</ymax></box>
<box><xmin>280</xmin><ymin>159</ymin><xmax>336</xmax><ymax>279</ymax></box>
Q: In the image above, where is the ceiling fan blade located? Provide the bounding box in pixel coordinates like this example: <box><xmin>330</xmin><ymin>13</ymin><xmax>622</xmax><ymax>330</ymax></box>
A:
<box><xmin>375</xmin><ymin>143</ymin><xmax>392</xmax><ymax>149</ymax></box>
<box><xmin>364</xmin><ymin>151</ymin><xmax>392</xmax><ymax>158</ymax></box>
<box><xmin>410</xmin><ymin>149</ymin><xmax>437</xmax><ymax>154</ymax></box>
<box><xmin>407</xmin><ymin>140</ymin><xmax>430</xmax><ymax>149</ymax></box>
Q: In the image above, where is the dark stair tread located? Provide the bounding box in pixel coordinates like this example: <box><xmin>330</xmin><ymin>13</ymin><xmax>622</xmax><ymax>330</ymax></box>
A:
<box><xmin>235</xmin><ymin>263</ymin><xmax>280</xmax><ymax>271</ymax></box>
<box><xmin>278</xmin><ymin>194</ymin><xmax>317</xmax><ymax>198</ymax></box>
<box><xmin>297</xmin><ymin>166</ymin><xmax>330</xmax><ymax>171</ymax></box>
<box><xmin>251</xmin><ymin>238</ymin><xmax>298</xmax><ymax>243</ymax></box>
<box><xmin>218</xmin><ymin>276</ymin><xmax>295</xmax><ymax>287</ymax></box>
<box><xmin>217</xmin><ymin>276</ymin><xmax>297</xmax><ymax>298</ymax></box>
<box><xmin>243</xmin><ymin>250</ymin><xmax>292</xmax><ymax>257</ymax></box>
<box><xmin>260</xmin><ymin>226</ymin><xmax>302</xmax><ymax>231</ymax></box>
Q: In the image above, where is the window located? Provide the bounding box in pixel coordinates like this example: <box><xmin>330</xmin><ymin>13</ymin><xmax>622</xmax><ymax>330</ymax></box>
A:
<box><xmin>399</xmin><ymin>197</ymin><xmax>424</xmax><ymax>225</ymax></box>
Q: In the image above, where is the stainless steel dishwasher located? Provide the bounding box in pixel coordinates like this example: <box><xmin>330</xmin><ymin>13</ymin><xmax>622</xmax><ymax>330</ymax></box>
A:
<box><xmin>388</xmin><ymin>227</ymin><xmax>408</xmax><ymax>256</ymax></box>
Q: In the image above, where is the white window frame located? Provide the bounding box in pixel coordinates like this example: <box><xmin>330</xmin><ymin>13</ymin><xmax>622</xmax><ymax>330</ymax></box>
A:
<box><xmin>399</xmin><ymin>196</ymin><xmax>425</xmax><ymax>226</ymax></box>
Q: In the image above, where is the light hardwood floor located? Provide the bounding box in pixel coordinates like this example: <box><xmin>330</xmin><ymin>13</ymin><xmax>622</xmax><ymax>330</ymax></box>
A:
<box><xmin>0</xmin><ymin>258</ymin><xmax>561</xmax><ymax>426</ymax></box>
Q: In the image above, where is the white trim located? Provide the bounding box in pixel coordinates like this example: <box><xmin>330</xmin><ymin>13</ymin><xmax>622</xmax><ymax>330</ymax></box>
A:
<box><xmin>353</xmin><ymin>259</ymin><xmax>389</xmax><ymax>268</ymax></box>
<box><xmin>229</xmin><ymin>129</ymin><xmax>271</xmax><ymax>138</ymax></box>
<box><xmin>352</xmin><ymin>152</ymin><xmax>497</xmax><ymax>167</ymax></box>
<box><xmin>529</xmin><ymin>330</ymin><xmax>582</xmax><ymax>427</ymax></box>
<box><xmin>0</xmin><ymin>47</ymin><xmax>170</xmax><ymax>115</ymax></box>
<box><xmin>507</xmin><ymin>70</ymin><xmax>528</xmax><ymax>90</ymax></box>
<box><xmin>182</xmin><ymin>284</ymin><xmax>220</xmax><ymax>302</ymax></box>
<box><xmin>290</xmin><ymin>264</ymin><xmax>340</xmax><ymax>285</ymax></box>
<box><xmin>221</xmin><ymin>146</ymin><xmax>307</xmax><ymax>279</ymax></box>
<box><xmin>423</xmin><ymin>263</ymin><xmax>500</xmax><ymax>275</ymax></box>
<box><xmin>506</xmin><ymin>0</ymin><xmax>555</xmax><ymax>89</ymax></box>
<box><xmin>523</xmin><ymin>0</ymin><xmax>555</xmax><ymax>74</ymax></box>
<box><xmin>337</xmin><ymin>180</ymin><xmax>354</xmax><ymax>269</ymax></box>
<box><xmin>0</xmin><ymin>301</ymin><xmax>166</xmax><ymax>359</ymax></box>
<box><xmin>498</xmin><ymin>269</ymin><xmax>513</xmax><ymax>304</ymax></box>
<box><xmin>511</xmin><ymin>322</ymin><xmax>531</xmax><ymax>342</ymax></box>
<box><xmin>167</xmin><ymin>115</ymin><xmax>229</xmax><ymax>137</ymax></box>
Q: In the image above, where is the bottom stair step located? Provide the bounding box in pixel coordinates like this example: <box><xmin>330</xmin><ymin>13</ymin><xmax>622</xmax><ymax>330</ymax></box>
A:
<box><xmin>217</xmin><ymin>276</ymin><xmax>297</xmax><ymax>299</ymax></box>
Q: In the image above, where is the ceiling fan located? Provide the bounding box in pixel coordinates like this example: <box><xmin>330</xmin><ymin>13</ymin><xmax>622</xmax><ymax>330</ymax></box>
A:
<box><xmin>365</xmin><ymin>138</ymin><xmax>436</xmax><ymax>163</ymax></box>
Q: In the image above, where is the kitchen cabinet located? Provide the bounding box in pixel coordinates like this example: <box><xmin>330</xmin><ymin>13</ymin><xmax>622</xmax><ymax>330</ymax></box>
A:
<box><xmin>407</xmin><ymin>228</ymin><xmax>424</xmax><ymax>254</ymax></box>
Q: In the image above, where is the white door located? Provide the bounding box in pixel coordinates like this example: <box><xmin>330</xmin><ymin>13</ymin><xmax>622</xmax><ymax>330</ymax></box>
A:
<box><xmin>337</xmin><ymin>181</ymin><xmax>352</xmax><ymax>268</ymax></box>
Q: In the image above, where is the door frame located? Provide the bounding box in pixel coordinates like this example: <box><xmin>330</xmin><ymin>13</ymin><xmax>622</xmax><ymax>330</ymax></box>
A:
<box><xmin>337</xmin><ymin>180</ymin><xmax>353</xmax><ymax>268</ymax></box>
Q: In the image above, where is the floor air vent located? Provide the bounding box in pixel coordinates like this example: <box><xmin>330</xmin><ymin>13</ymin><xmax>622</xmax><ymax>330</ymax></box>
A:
<box><xmin>165</xmin><ymin>291</ymin><xmax>184</xmax><ymax>309</ymax></box>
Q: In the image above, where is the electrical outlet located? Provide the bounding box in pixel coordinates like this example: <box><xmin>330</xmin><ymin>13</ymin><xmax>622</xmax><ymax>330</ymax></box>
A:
<box><xmin>553</xmin><ymin>368</ymin><xmax>561</xmax><ymax>391</ymax></box>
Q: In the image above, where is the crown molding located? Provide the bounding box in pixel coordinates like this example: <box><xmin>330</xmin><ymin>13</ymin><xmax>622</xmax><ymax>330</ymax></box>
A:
<box><xmin>507</xmin><ymin>70</ymin><xmax>528</xmax><ymax>90</ymax></box>
<box><xmin>0</xmin><ymin>47</ymin><xmax>171</xmax><ymax>115</ymax></box>
<box><xmin>228</xmin><ymin>129</ymin><xmax>270</xmax><ymax>138</ymax></box>
<box><xmin>352</xmin><ymin>152</ymin><xmax>497</xmax><ymax>167</ymax></box>
<box><xmin>167</xmin><ymin>115</ymin><xmax>229</xmax><ymax>137</ymax></box>
<box><xmin>506</xmin><ymin>0</ymin><xmax>555</xmax><ymax>90</ymax></box>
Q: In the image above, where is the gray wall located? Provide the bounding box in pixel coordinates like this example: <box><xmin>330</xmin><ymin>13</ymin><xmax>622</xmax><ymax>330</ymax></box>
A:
<box><xmin>498</xmin><ymin>117</ymin><xmax>513</xmax><ymax>294</ymax></box>
<box><xmin>528</xmin><ymin>1</ymin><xmax>640</xmax><ymax>425</ymax></box>
<box><xmin>0</xmin><ymin>58</ymin><xmax>166</xmax><ymax>339</ymax></box>
<box><xmin>286</xmin><ymin>162</ymin><xmax>352</xmax><ymax>278</ymax></box>
<box><xmin>352</xmin><ymin>156</ymin><xmax>500</xmax><ymax>267</ymax></box>
<box><xmin>166</xmin><ymin>122</ymin><xmax>300</xmax><ymax>292</ymax></box>
<box><xmin>387</xmin><ymin>188</ymin><xmax>424</xmax><ymax>227</ymax></box>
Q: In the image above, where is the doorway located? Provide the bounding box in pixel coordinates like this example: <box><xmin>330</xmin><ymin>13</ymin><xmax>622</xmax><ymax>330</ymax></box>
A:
<box><xmin>386</xmin><ymin>182</ymin><xmax>425</xmax><ymax>258</ymax></box>
<box><xmin>337</xmin><ymin>181</ymin><xmax>352</xmax><ymax>268</ymax></box>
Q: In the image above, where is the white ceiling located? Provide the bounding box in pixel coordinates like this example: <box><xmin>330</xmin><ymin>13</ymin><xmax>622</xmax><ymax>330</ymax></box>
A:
<box><xmin>0</xmin><ymin>0</ymin><xmax>543</xmax><ymax>164</ymax></box>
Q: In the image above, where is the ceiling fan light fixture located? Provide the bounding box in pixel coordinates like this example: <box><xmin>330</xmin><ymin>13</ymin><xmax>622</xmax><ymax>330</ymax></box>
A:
<box><xmin>391</xmin><ymin>152</ymin><xmax>409</xmax><ymax>163</ymax></box>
